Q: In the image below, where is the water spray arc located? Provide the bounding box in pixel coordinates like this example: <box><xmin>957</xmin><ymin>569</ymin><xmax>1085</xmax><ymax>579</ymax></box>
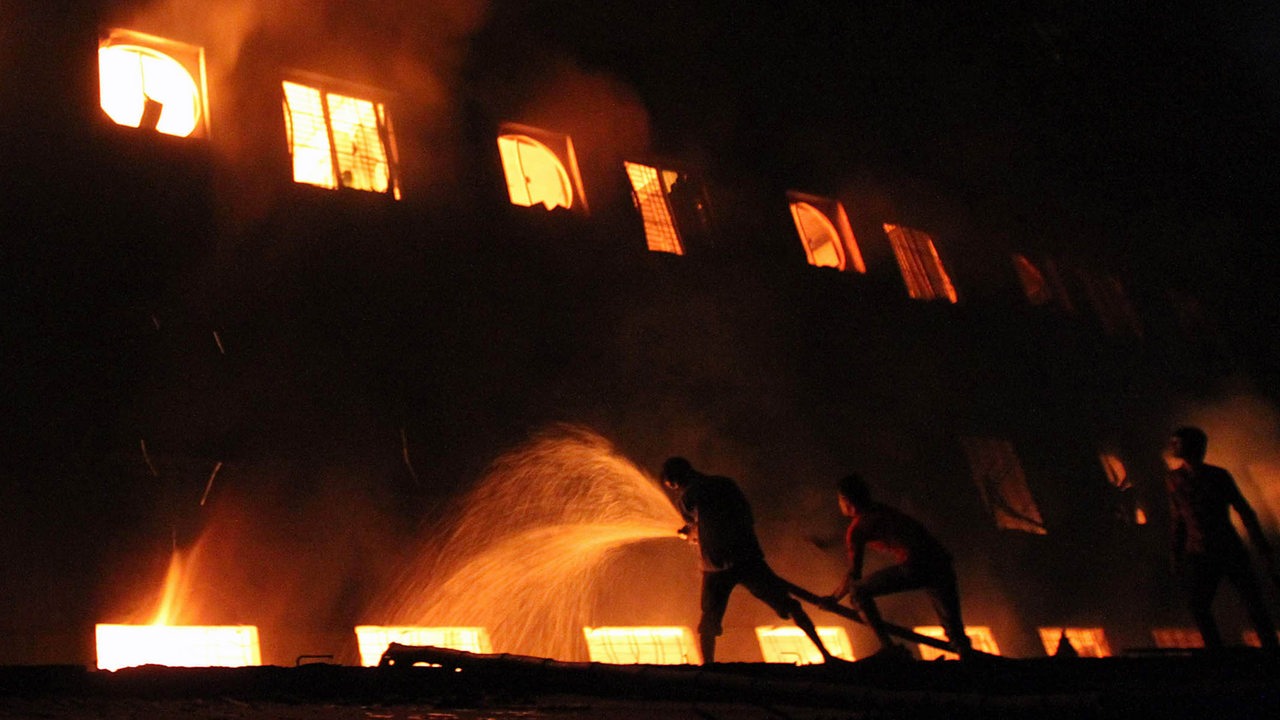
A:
<box><xmin>374</xmin><ymin>426</ymin><xmax>686</xmax><ymax>660</ymax></box>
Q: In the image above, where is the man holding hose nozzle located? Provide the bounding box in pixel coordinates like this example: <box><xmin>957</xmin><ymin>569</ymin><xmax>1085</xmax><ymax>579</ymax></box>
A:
<box><xmin>661</xmin><ymin>456</ymin><xmax>840</xmax><ymax>664</ymax></box>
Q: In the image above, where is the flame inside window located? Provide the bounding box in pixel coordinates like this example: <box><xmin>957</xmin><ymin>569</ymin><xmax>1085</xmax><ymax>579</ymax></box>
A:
<box><xmin>354</xmin><ymin>626</ymin><xmax>493</xmax><ymax>667</ymax></box>
<box><xmin>883</xmin><ymin>224</ymin><xmax>958</xmax><ymax>303</ymax></box>
<box><xmin>787</xmin><ymin>194</ymin><xmax>865</xmax><ymax>273</ymax></box>
<box><xmin>95</xmin><ymin>624</ymin><xmax>261</xmax><ymax>671</ymax></box>
<box><xmin>98</xmin><ymin>39</ymin><xmax>203</xmax><ymax>137</ymax></box>
<box><xmin>914</xmin><ymin>626</ymin><xmax>1001</xmax><ymax>660</ymax></box>
<box><xmin>624</xmin><ymin>162</ymin><xmax>684</xmax><ymax>255</ymax></box>
<box><xmin>755</xmin><ymin>625</ymin><xmax>854</xmax><ymax>664</ymax></box>
<box><xmin>282</xmin><ymin>81</ymin><xmax>398</xmax><ymax>197</ymax></box>
<box><xmin>791</xmin><ymin>201</ymin><xmax>845</xmax><ymax>269</ymax></box>
<box><xmin>582</xmin><ymin>626</ymin><xmax>700</xmax><ymax>665</ymax></box>
<box><xmin>498</xmin><ymin>134</ymin><xmax>574</xmax><ymax>210</ymax></box>
<box><xmin>1037</xmin><ymin>627</ymin><xmax>1112</xmax><ymax>657</ymax></box>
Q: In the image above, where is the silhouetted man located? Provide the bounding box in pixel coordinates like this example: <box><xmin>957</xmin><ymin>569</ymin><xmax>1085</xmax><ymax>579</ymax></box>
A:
<box><xmin>1165</xmin><ymin>425</ymin><xmax>1279</xmax><ymax>650</ymax></box>
<box><xmin>825</xmin><ymin>473</ymin><xmax>973</xmax><ymax>660</ymax></box>
<box><xmin>661</xmin><ymin>456</ymin><xmax>839</xmax><ymax>664</ymax></box>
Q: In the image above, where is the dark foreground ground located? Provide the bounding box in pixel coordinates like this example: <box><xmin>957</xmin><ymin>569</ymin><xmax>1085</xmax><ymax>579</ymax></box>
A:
<box><xmin>2</xmin><ymin>649</ymin><xmax>1279</xmax><ymax>720</ymax></box>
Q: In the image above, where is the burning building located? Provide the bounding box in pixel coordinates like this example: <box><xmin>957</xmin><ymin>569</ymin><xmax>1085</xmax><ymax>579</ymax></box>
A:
<box><xmin>2</xmin><ymin>1</ymin><xmax>1279</xmax><ymax>667</ymax></box>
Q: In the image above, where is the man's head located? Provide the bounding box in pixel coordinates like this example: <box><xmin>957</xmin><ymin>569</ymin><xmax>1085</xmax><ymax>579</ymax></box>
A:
<box><xmin>837</xmin><ymin>473</ymin><xmax>871</xmax><ymax>516</ymax></box>
<box><xmin>1169</xmin><ymin>426</ymin><xmax>1208</xmax><ymax>466</ymax></box>
<box><xmin>661</xmin><ymin>456</ymin><xmax>696</xmax><ymax>489</ymax></box>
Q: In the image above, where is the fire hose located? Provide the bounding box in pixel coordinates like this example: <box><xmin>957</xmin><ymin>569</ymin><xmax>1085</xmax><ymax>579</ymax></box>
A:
<box><xmin>782</xmin><ymin>580</ymin><xmax>962</xmax><ymax>654</ymax></box>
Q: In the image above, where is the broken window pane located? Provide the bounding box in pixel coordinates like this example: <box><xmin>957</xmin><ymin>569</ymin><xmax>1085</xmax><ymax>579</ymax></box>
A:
<box><xmin>99</xmin><ymin>30</ymin><xmax>207</xmax><ymax>137</ymax></box>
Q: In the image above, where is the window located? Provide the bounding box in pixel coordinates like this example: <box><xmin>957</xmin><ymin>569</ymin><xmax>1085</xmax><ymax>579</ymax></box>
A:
<box><xmin>98</xmin><ymin>29</ymin><xmax>208</xmax><ymax>138</ymax></box>
<box><xmin>914</xmin><ymin>626</ymin><xmax>1001</xmax><ymax>660</ymax></box>
<box><xmin>960</xmin><ymin>436</ymin><xmax>1047</xmax><ymax>534</ymax></box>
<box><xmin>95</xmin><ymin>624</ymin><xmax>261</xmax><ymax>671</ymax></box>
<box><xmin>497</xmin><ymin>123</ymin><xmax>587</xmax><ymax>213</ymax></box>
<box><xmin>353</xmin><ymin>626</ymin><xmax>492</xmax><ymax>667</ymax></box>
<box><xmin>756</xmin><ymin>626</ymin><xmax>854</xmax><ymax>663</ymax></box>
<box><xmin>582</xmin><ymin>626</ymin><xmax>700</xmax><ymax>664</ymax></box>
<box><xmin>882</xmin><ymin>224</ymin><xmax>958</xmax><ymax>302</ymax></box>
<box><xmin>787</xmin><ymin>192</ymin><xmax>865</xmax><ymax>273</ymax></box>
<box><xmin>1037</xmin><ymin>627</ymin><xmax>1112</xmax><ymax>657</ymax></box>
<box><xmin>1011</xmin><ymin>254</ymin><xmax>1053</xmax><ymax>305</ymax></box>
<box><xmin>624</xmin><ymin>161</ymin><xmax>712</xmax><ymax>255</ymax></box>
<box><xmin>281</xmin><ymin>79</ymin><xmax>400</xmax><ymax>198</ymax></box>
<box><xmin>1152</xmin><ymin>627</ymin><xmax>1203</xmax><ymax>649</ymax></box>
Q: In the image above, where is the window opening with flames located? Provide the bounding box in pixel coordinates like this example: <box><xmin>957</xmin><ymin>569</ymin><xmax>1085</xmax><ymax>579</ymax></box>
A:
<box><xmin>497</xmin><ymin>123</ymin><xmax>587</xmax><ymax>213</ymax></box>
<box><xmin>98</xmin><ymin>29</ymin><xmax>208</xmax><ymax>138</ymax></box>
<box><xmin>883</xmin><ymin>223</ymin><xmax>957</xmax><ymax>302</ymax></box>
<box><xmin>756</xmin><ymin>625</ymin><xmax>855</xmax><ymax>664</ymax></box>
<box><xmin>282</xmin><ymin>80</ymin><xmax>400</xmax><ymax>198</ymax></box>
<box><xmin>624</xmin><ymin>162</ymin><xmax>712</xmax><ymax>255</ymax></box>
<box><xmin>582</xmin><ymin>626</ymin><xmax>700</xmax><ymax>665</ymax></box>
<box><xmin>787</xmin><ymin>192</ymin><xmax>865</xmax><ymax>273</ymax></box>
<box><xmin>1037</xmin><ymin>627</ymin><xmax>1113</xmax><ymax>657</ymax></box>
<box><xmin>914</xmin><ymin>626</ymin><xmax>1001</xmax><ymax>660</ymax></box>
<box><xmin>354</xmin><ymin>626</ymin><xmax>493</xmax><ymax>667</ymax></box>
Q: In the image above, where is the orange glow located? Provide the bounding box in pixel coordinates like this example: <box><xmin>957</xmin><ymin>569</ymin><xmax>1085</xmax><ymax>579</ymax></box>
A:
<box><xmin>1099</xmin><ymin>453</ymin><xmax>1129</xmax><ymax>489</ymax></box>
<box><xmin>791</xmin><ymin>202</ymin><xmax>845</xmax><ymax>269</ymax></box>
<box><xmin>95</xmin><ymin>624</ymin><xmax>261</xmax><ymax>671</ymax></box>
<box><xmin>374</xmin><ymin>427</ymin><xmax>686</xmax><ymax>661</ymax></box>
<box><xmin>1012</xmin><ymin>254</ymin><xmax>1052</xmax><ymax>305</ymax></box>
<box><xmin>1037</xmin><ymin>627</ymin><xmax>1112</xmax><ymax>657</ymax></box>
<box><xmin>914</xmin><ymin>626</ymin><xmax>1001</xmax><ymax>660</ymax></box>
<box><xmin>883</xmin><ymin>224</ymin><xmax>957</xmax><ymax>303</ymax></box>
<box><xmin>1152</xmin><ymin>627</ymin><xmax>1204</xmax><ymax>649</ymax></box>
<box><xmin>787</xmin><ymin>193</ymin><xmax>865</xmax><ymax>273</ymax></box>
<box><xmin>624</xmin><ymin>161</ymin><xmax>684</xmax><ymax>255</ymax></box>
<box><xmin>98</xmin><ymin>32</ymin><xmax>205</xmax><ymax>137</ymax></box>
<box><xmin>282</xmin><ymin>80</ymin><xmax>398</xmax><ymax>197</ymax></box>
<box><xmin>755</xmin><ymin>626</ymin><xmax>854</xmax><ymax>664</ymax></box>
<box><xmin>354</xmin><ymin>626</ymin><xmax>492</xmax><ymax>667</ymax></box>
<box><xmin>583</xmin><ymin>626</ymin><xmax>700</xmax><ymax>665</ymax></box>
<box><xmin>1242</xmin><ymin>630</ymin><xmax>1280</xmax><ymax>647</ymax></box>
<box><xmin>95</xmin><ymin>548</ymin><xmax>261</xmax><ymax>670</ymax></box>
<box><xmin>1134</xmin><ymin>505</ymin><xmax>1148</xmax><ymax>525</ymax></box>
<box><xmin>498</xmin><ymin>134</ymin><xmax>574</xmax><ymax>210</ymax></box>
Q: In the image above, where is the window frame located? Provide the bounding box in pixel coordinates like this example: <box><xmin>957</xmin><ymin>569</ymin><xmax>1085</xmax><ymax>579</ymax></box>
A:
<box><xmin>280</xmin><ymin>74</ymin><xmax>402</xmax><ymax>199</ymax></box>
<box><xmin>98</xmin><ymin>28</ymin><xmax>210</xmax><ymax>139</ymax></box>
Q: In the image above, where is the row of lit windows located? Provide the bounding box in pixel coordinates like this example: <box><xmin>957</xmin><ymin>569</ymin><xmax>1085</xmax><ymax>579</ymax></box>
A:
<box><xmin>98</xmin><ymin>30</ymin><xmax>1165</xmax><ymax>325</ymax></box>
<box><xmin>101</xmin><ymin>621</ymin><xmax>1262</xmax><ymax>669</ymax></box>
<box><xmin>97</xmin><ymin>28</ymin><xmax>965</xmax><ymax>303</ymax></box>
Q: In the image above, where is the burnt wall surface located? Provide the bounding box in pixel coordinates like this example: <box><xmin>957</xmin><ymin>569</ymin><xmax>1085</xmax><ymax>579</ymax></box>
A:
<box><xmin>3</xmin><ymin>1</ymin><xmax>1279</xmax><ymax>665</ymax></box>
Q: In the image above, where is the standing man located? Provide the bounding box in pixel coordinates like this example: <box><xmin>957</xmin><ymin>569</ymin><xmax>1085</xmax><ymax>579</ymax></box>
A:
<box><xmin>1165</xmin><ymin>426</ymin><xmax>1279</xmax><ymax>650</ymax></box>
<box><xmin>661</xmin><ymin>457</ymin><xmax>839</xmax><ymax>664</ymax></box>
<box><xmin>825</xmin><ymin>473</ymin><xmax>974</xmax><ymax>660</ymax></box>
